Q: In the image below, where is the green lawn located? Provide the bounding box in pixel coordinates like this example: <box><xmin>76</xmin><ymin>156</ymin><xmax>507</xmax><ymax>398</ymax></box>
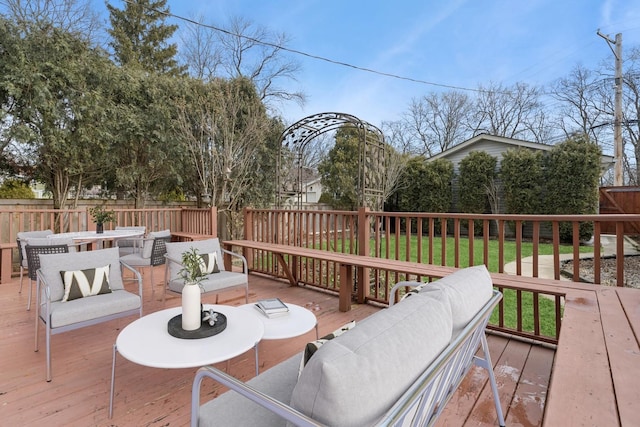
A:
<box><xmin>370</xmin><ymin>235</ymin><xmax>591</xmax><ymax>338</ymax></box>
<box><xmin>371</xmin><ymin>235</ymin><xmax>590</xmax><ymax>271</ymax></box>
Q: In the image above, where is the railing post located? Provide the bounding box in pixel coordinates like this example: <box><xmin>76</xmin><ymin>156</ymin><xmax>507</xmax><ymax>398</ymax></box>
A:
<box><xmin>242</xmin><ymin>207</ymin><xmax>253</xmax><ymax>267</ymax></box>
<box><xmin>244</xmin><ymin>207</ymin><xmax>253</xmax><ymax>240</ymax></box>
<box><xmin>616</xmin><ymin>221</ymin><xmax>625</xmax><ymax>286</ymax></box>
<box><xmin>209</xmin><ymin>206</ymin><xmax>217</xmax><ymax>238</ymax></box>
<box><xmin>86</xmin><ymin>207</ymin><xmax>96</xmax><ymax>232</ymax></box>
<box><xmin>356</xmin><ymin>207</ymin><xmax>370</xmax><ymax>303</ymax></box>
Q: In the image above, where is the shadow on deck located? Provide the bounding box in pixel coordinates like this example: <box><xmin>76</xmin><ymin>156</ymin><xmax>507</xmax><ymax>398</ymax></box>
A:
<box><xmin>0</xmin><ymin>267</ymin><xmax>553</xmax><ymax>426</ymax></box>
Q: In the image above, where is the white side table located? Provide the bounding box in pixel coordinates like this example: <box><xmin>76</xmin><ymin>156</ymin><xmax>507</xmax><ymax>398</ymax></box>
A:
<box><xmin>109</xmin><ymin>304</ymin><xmax>264</xmax><ymax>418</ymax></box>
<box><xmin>240</xmin><ymin>302</ymin><xmax>318</xmax><ymax>372</ymax></box>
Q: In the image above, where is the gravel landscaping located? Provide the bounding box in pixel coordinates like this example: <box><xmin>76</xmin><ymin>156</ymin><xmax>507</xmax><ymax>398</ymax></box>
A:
<box><xmin>561</xmin><ymin>255</ymin><xmax>640</xmax><ymax>289</ymax></box>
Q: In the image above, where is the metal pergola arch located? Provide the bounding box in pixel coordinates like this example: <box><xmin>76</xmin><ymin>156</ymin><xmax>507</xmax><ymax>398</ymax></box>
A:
<box><xmin>276</xmin><ymin>112</ymin><xmax>387</xmax><ymax>210</ymax></box>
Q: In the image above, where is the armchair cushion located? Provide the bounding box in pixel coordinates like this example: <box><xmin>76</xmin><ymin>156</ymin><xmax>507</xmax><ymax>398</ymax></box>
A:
<box><xmin>17</xmin><ymin>229</ymin><xmax>53</xmax><ymax>262</ymax></box>
<box><xmin>26</xmin><ymin>237</ymin><xmax>77</xmax><ymax>252</ymax></box>
<box><xmin>39</xmin><ymin>248</ymin><xmax>126</xmax><ymax>302</ymax></box>
<box><xmin>49</xmin><ymin>290</ymin><xmax>141</xmax><ymax>328</ymax></box>
<box><xmin>61</xmin><ymin>265</ymin><xmax>112</xmax><ymax>302</ymax></box>
<box><xmin>167</xmin><ymin>270</ymin><xmax>246</xmax><ymax>293</ymax></box>
<box><xmin>165</xmin><ymin>239</ymin><xmax>227</xmax><ymax>282</ymax></box>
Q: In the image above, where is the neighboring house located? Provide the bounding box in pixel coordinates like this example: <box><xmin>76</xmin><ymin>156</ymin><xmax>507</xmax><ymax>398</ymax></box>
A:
<box><xmin>301</xmin><ymin>177</ymin><xmax>323</xmax><ymax>204</ymax></box>
<box><xmin>429</xmin><ymin>134</ymin><xmax>614</xmax><ymax>176</ymax></box>
<box><xmin>427</xmin><ymin>134</ymin><xmax>615</xmax><ymax>214</ymax></box>
<box><xmin>280</xmin><ymin>171</ymin><xmax>324</xmax><ymax>208</ymax></box>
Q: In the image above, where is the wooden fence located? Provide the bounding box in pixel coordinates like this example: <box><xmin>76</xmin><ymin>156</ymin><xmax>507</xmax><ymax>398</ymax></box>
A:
<box><xmin>599</xmin><ymin>186</ymin><xmax>640</xmax><ymax>234</ymax></box>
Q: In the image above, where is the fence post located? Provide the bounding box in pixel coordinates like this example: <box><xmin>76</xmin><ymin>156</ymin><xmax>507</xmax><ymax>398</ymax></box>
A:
<box><xmin>356</xmin><ymin>207</ymin><xmax>370</xmax><ymax>303</ymax></box>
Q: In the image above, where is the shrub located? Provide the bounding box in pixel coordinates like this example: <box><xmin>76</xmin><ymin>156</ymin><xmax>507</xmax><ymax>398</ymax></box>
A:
<box><xmin>0</xmin><ymin>179</ymin><xmax>35</xmax><ymax>199</ymax></box>
<box><xmin>543</xmin><ymin>134</ymin><xmax>601</xmax><ymax>242</ymax></box>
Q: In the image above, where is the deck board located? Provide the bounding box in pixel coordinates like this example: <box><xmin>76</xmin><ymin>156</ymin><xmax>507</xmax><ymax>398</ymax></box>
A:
<box><xmin>0</xmin><ymin>266</ymin><xmax>554</xmax><ymax>426</ymax></box>
<box><xmin>596</xmin><ymin>287</ymin><xmax>640</xmax><ymax>426</ymax></box>
<box><xmin>505</xmin><ymin>344</ymin><xmax>554</xmax><ymax>427</ymax></box>
<box><xmin>542</xmin><ymin>289</ymin><xmax>617</xmax><ymax>427</ymax></box>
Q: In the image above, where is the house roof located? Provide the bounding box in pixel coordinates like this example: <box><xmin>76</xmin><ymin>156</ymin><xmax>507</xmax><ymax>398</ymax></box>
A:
<box><xmin>428</xmin><ymin>134</ymin><xmax>552</xmax><ymax>161</ymax></box>
<box><xmin>428</xmin><ymin>133</ymin><xmax>615</xmax><ymax>170</ymax></box>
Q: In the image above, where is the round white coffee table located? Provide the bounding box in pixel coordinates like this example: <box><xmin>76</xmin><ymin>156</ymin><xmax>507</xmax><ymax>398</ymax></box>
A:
<box><xmin>240</xmin><ymin>302</ymin><xmax>318</xmax><ymax>340</ymax></box>
<box><xmin>109</xmin><ymin>304</ymin><xmax>264</xmax><ymax>417</ymax></box>
<box><xmin>240</xmin><ymin>302</ymin><xmax>318</xmax><ymax>373</ymax></box>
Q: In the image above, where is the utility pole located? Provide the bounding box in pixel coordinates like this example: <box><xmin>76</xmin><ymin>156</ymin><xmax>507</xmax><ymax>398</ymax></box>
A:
<box><xmin>597</xmin><ymin>30</ymin><xmax>623</xmax><ymax>186</ymax></box>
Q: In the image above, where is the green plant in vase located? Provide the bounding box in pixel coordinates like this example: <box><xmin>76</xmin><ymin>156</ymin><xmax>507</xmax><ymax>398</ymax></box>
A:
<box><xmin>89</xmin><ymin>205</ymin><xmax>116</xmax><ymax>234</ymax></box>
<box><xmin>179</xmin><ymin>247</ymin><xmax>206</xmax><ymax>331</ymax></box>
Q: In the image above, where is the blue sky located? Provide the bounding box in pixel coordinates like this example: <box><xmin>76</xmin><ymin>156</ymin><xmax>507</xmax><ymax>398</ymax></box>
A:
<box><xmin>100</xmin><ymin>0</ymin><xmax>640</xmax><ymax>127</ymax></box>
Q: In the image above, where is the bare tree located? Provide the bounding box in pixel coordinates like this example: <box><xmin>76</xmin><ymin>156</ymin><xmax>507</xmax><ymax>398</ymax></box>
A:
<box><xmin>175</xmin><ymin>77</ymin><xmax>272</xmax><ymax>213</ymax></box>
<box><xmin>179</xmin><ymin>14</ymin><xmax>222</xmax><ymax>80</ymax></box>
<box><xmin>403</xmin><ymin>91</ymin><xmax>472</xmax><ymax>156</ymax></box>
<box><xmin>0</xmin><ymin>0</ymin><xmax>102</xmax><ymax>43</ymax></box>
<box><xmin>471</xmin><ymin>82</ymin><xmax>548</xmax><ymax>142</ymax></box>
<box><xmin>381</xmin><ymin>148</ymin><xmax>408</xmax><ymax>204</ymax></box>
<box><xmin>381</xmin><ymin>120</ymin><xmax>417</xmax><ymax>155</ymax></box>
<box><xmin>179</xmin><ymin>16</ymin><xmax>305</xmax><ymax>114</ymax></box>
<box><xmin>551</xmin><ymin>65</ymin><xmax>608</xmax><ymax>144</ymax></box>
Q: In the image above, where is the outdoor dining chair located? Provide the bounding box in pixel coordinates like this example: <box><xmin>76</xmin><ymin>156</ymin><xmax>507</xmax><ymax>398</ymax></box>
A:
<box><xmin>119</xmin><ymin>230</ymin><xmax>171</xmax><ymax>296</ymax></box>
<box><xmin>16</xmin><ymin>229</ymin><xmax>53</xmax><ymax>294</ymax></box>
<box><xmin>114</xmin><ymin>226</ymin><xmax>146</xmax><ymax>256</ymax></box>
<box><xmin>24</xmin><ymin>243</ymin><xmax>70</xmax><ymax>311</ymax></box>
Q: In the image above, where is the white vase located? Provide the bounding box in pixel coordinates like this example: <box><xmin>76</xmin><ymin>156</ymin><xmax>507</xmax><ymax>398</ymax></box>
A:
<box><xmin>181</xmin><ymin>284</ymin><xmax>201</xmax><ymax>331</ymax></box>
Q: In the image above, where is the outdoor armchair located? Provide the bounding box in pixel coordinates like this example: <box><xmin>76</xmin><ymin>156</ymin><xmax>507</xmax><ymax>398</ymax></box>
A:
<box><xmin>164</xmin><ymin>238</ymin><xmax>249</xmax><ymax>304</ymax></box>
<box><xmin>35</xmin><ymin>247</ymin><xmax>142</xmax><ymax>381</ymax></box>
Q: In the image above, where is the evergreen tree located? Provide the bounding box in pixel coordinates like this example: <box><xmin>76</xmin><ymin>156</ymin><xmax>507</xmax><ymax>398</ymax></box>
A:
<box><xmin>107</xmin><ymin>0</ymin><xmax>185</xmax><ymax>76</ymax></box>
<box><xmin>318</xmin><ymin>126</ymin><xmax>362</xmax><ymax>210</ymax></box>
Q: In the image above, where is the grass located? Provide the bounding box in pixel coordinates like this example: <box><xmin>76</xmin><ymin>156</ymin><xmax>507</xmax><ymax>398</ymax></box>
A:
<box><xmin>368</xmin><ymin>235</ymin><xmax>591</xmax><ymax>338</ymax></box>
<box><xmin>370</xmin><ymin>235</ymin><xmax>591</xmax><ymax>270</ymax></box>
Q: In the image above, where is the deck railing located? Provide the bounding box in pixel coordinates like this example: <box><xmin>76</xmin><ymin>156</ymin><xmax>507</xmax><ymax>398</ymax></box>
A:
<box><xmin>242</xmin><ymin>207</ymin><xmax>640</xmax><ymax>344</ymax></box>
<box><xmin>244</xmin><ymin>208</ymin><xmax>639</xmax><ymax>285</ymax></box>
<box><xmin>0</xmin><ymin>206</ymin><xmax>217</xmax><ymax>245</ymax></box>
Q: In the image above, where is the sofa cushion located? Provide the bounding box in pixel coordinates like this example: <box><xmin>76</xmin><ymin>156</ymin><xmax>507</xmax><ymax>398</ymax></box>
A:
<box><xmin>291</xmin><ymin>292</ymin><xmax>452</xmax><ymax>427</ymax></box>
<box><xmin>299</xmin><ymin>320</ymin><xmax>356</xmax><ymax>378</ymax></box>
<box><xmin>61</xmin><ymin>265</ymin><xmax>112</xmax><ymax>301</ymax></box>
<box><xmin>424</xmin><ymin>265</ymin><xmax>493</xmax><ymax>335</ymax></box>
<box><xmin>199</xmin><ymin>353</ymin><xmax>301</xmax><ymax>427</ymax></box>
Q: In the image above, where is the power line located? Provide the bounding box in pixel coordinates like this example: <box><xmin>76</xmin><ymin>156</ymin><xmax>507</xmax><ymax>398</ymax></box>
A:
<box><xmin>123</xmin><ymin>0</ymin><xmax>494</xmax><ymax>94</ymax></box>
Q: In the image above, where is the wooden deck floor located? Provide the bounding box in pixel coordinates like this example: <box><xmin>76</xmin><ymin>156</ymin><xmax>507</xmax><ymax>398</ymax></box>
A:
<box><xmin>0</xmin><ymin>267</ymin><xmax>554</xmax><ymax>426</ymax></box>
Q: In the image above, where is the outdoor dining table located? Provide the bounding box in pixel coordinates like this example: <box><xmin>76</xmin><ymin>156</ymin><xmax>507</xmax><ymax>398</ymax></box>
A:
<box><xmin>47</xmin><ymin>229</ymin><xmax>144</xmax><ymax>250</ymax></box>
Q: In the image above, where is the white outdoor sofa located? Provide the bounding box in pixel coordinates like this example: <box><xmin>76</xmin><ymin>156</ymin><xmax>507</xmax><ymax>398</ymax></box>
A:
<box><xmin>191</xmin><ymin>265</ymin><xmax>505</xmax><ymax>427</ymax></box>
